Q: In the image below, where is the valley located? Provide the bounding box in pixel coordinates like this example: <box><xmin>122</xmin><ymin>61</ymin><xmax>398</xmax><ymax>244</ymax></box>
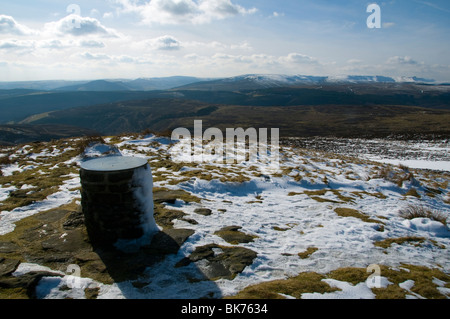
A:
<box><xmin>0</xmin><ymin>76</ymin><xmax>448</xmax><ymax>144</ymax></box>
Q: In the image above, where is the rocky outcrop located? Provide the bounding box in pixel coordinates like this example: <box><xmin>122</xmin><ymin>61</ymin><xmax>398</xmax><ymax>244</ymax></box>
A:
<box><xmin>0</xmin><ymin>270</ymin><xmax>63</xmax><ymax>299</ymax></box>
<box><xmin>176</xmin><ymin>244</ymin><xmax>257</xmax><ymax>280</ymax></box>
<box><xmin>194</xmin><ymin>208</ymin><xmax>212</xmax><ymax>216</ymax></box>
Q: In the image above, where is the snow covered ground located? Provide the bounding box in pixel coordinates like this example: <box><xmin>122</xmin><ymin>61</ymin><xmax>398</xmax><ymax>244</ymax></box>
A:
<box><xmin>285</xmin><ymin>137</ymin><xmax>450</xmax><ymax>172</ymax></box>
<box><xmin>1</xmin><ymin>135</ymin><xmax>449</xmax><ymax>299</ymax></box>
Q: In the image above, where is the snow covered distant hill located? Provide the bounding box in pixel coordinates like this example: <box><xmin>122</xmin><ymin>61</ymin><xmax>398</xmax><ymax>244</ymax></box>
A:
<box><xmin>177</xmin><ymin>74</ymin><xmax>438</xmax><ymax>91</ymax></box>
<box><xmin>177</xmin><ymin>74</ymin><xmax>328</xmax><ymax>91</ymax></box>
<box><xmin>0</xmin><ymin>74</ymin><xmax>439</xmax><ymax>92</ymax></box>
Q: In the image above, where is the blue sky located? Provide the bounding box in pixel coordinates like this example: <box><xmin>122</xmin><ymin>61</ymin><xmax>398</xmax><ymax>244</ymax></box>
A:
<box><xmin>0</xmin><ymin>0</ymin><xmax>449</xmax><ymax>81</ymax></box>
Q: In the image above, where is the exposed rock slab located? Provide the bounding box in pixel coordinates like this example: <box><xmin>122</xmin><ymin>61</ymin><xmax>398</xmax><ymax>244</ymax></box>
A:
<box><xmin>176</xmin><ymin>244</ymin><xmax>257</xmax><ymax>280</ymax></box>
<box><xmin>194</xmin><ymin>208</ymin><xmax>212</xmax><ymax>216</ymax></box>
<box><xmin>148</xmin><ymin>228</ymin><xmax>195</xmax><ymax>255</ymax></box>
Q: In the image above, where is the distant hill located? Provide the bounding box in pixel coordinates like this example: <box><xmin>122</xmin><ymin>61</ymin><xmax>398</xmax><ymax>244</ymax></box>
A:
<box><xmin>0</xmin><ymin>90</ymin><xmax>174</xmax><ymax>124</ymax></box>
<box><xmin>28</xmin><ymin>98</ymin><xmax>450</xmax><ymax>139</ymax></box>
<box><xmin>125</xmin><ymin>76</ymin><xmax>211</xmax><ymax>91</ymax></box>
<box><xmin>0</xmin><ymin>124</ymin><xmax>99</xmax><ymax>146</ymax></box>
<box><xmin>176</xmin><ymin>74</ymin><xmax>326</xmax><ymax>91</ymax></box>
<box><xmin>28</xmin><ymin>99</ymin><xmax>219</xmax><ymax>136</ymax></box>
<box><xmin>0</xmin><ymin>77</ymin><xmax>211</xmax><ymax>92</ymax></box>
<box><xmin>176</xmin><ymin>74</ymin><xmax>438</xmax><ymax>91</ymax></box>
<box><xmin>0</xmin><ymin>89</ymin><xmax>41</xmax><ymax>98</ymax></box>
<box><xmin>53</xmin><ymin>77</ymin><xmax>212</xmax><ymax>92</ymax></box>
<box><xmin>174</xmin><ymin>84</ymin><xmax>450</xmax><ymax>110</ymax></box>
<box><xmin>0</xmin><ymin>74</ymin><xmax>439</xmax><ymax>92</ymax></box>
<box><xmin>2</xmin><ymin>82</ymin><xmax>449</xmax><ymax>126</ymax></box>
<box><xmin>1</xmin><ymin>74</ymin><xmax>449</xmax><ymax>144</ymax></box>
<box><xmin>54</xmin><ymin>80</ymin><xmax>132</xmax><ymax>92</ymax></box>
<box><xmin>0</xmin><ymin>80</ymin><xmax>87</xmax><ymax>91</ymax></box>
<box><xmin>0</xmin><ymin>74</ymin><xmax>442</xmax><ymax>92</ymax></box>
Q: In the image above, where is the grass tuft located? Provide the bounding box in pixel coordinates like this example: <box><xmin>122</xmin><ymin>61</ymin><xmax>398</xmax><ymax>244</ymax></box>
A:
<box><xmin>334</xmin><ymin>208</ymin><xmax>381</xmax><ymax>224</ymax></box>
<box><xmin>398</xmin><ymin>204</ymin><xmax>448</xmax><ymax>225</ymax></box>
<box><xmin>75</xmin><ymin>135</ymin><xmax>106</xmax><ymax>156</ymax></box>
<box><xmin>0</xmin><ymin>154</ymin><xmax>12</xmax><ymax>166</ymax></box>
<box><xmin>298</xmin><ymin>247</ymin><xmax>318</xmax><ymax>259</ymax></box>
<box><xmin>227</xmin><ymin>272</ymin><xmax>339</xmax><ymax>299</ymax></box>
<box><xmin>374</xmin><ymin>236</ymin><xmax>426</xmax><ymax>249</ymax></box>
<box><xmin>374</xmin><ymin>166</ymin><xmax>417</xmax><ymax>187</ymax></box>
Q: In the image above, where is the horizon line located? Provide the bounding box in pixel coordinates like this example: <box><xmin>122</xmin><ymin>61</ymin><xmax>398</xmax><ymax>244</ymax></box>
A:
<box><xmin>0</xmin><ymin>73</ymin><xmax>446</xmax><ymax>84</ymax></box>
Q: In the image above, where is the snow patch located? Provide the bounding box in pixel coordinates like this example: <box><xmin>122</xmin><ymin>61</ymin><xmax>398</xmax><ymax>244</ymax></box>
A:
<box><xmin>0</xmin><ymin>176</ymin><xmax>80</xmax><ymax>235</ymax></box>
<box><xmin>373</xmin><ymin>159</ymin><xmax>450</xmax><ymax>172</ymax></box>
<box><xmin>13</xmin><ymin>263</ymin><xmax>65</xmax><ymax>277</ymax></box>
<box><xmin>402</xmin><ymin>218</ymin><xmax>450</xmax><ymax>238</ymax></box>
<box><xmin>83</xmin><ymin>143</ymin><xmax>122</xmax><ymax>159</ymax></box>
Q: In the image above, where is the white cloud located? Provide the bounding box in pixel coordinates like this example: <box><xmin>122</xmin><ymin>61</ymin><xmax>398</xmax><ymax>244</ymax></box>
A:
<box><xmin>116</xmin><ymin>55</ymin><xmax>141</xmax><ymax>63</ymax></box>
<box><xmin>272</xmin><ymin>11</ymin><xmax>285</xmax><ymax>18</ymax></box>
<box><xmin>184</xmin><ymin>53</ymin><xmax>202</xmax><ymax>60</ymax></box>
<box><xmin>90</xmin><ymin>9</ymin><xmax>101</xmax><ymax>17</ymax></box>
<box><xmin>196</xmin><ymin>0</ymin><xmax>257</xmax><ymax>22</ymax></box>
<box><xmin>38</xmin><ymin>39</ymin><xmax>69</xmax><ymax>50</ymax></box>
<box><xmin>80</xmin><ymin>52</ymin><xmax>112</xmax><ymax>60</ymax></box>
<box><xmin>347</xmin><ymin>59</ymin><xmax>362</xmax><ymax>65</ymax></box>
<box><xmin>131</xmin><ymin>35</ymin><xmax>182</xmax><ymax>51</ymax></box>
<box><xmin>387</xmin><ymin>56</ymin><xmax>419</xmax><ymax>65</ymax></box>
<box><xmin>0</xmin><ymin>39</ymin><xmax>35</xmax><ymax>51</ymax></box>
<box><xmin>211</xmin><ymin>52</ymin><xmax>283</xmax><ymax>69</ymax></box>
<box><xmin>79</xmin><ymin>52</ymin><xmax>154</xmax><ymax>66</ymax></box>
<box><xmin>336</xmin><ymin>55</ymin><xmax>450</xmax><ymax>82</ymax></box>
<box><xmin>197</xmin><ymin>52</ymin><xmax>322</xmax><ymax>72</ymax></box>
<box><xmin>44</xmin><ymin>15</ymin><xmax>120</xmax><ymax>38</ymax></box>
<box><xmin>0</xmin><ymin>15</ymin><xmax>37</xmax><ymax>36</ymax></box>
<box><xmin>283</xmin><ymin>53</ymin><xmax>319</xmax><ymax>64</ymax></box>
<box><xmin>112</xmin><ymin>0</ymin><xmax>257</xmax><ymax>25</ymax></box>
<box><xmin>184</xmin><ymin>39</ymin><xmax>252</xmax><ymax>52</ymax></box>
<box><xmin>80</xmin><ymin>40</ymin><xmax>106</xmax><ymax>48</ymax></box>
<box><xmin>230</xmin><ymin>41</ymin><xmax>252</xmax><ymax>51</ymax></box>
<box><xmin>150</xmin><ymin>35</ymin><xmax>182</xmax><ymax>50</ymax></box>
<box><xmin>103</xmin><ymin>12</ymin><xmax>115</xmax><ymax>19</ymax></box>
<box><xmin>183</xmin><ymin>52</ymin><xmax>325</xmax><ymax>76</ymax></box>
<box><xmin>34</xmin><ymin>39</ymin><xmax>106</xmax><ymax>50</ymax></box>
<box><xmin>382</xmin><ymin>22</ymin><xmax>395</xmax><ymax>28</ymax></box>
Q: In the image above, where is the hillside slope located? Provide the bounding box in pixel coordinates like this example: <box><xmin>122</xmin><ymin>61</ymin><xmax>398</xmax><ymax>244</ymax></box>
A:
<box><xmin>28</xmin><ymin>98</ymin><xmax>450</xmax><ymax>138</ymax></box>
<box><xmin>2</xmin><ymin>82</ymin><xmax>449</xmax><ymax>126</ymax></box>
<box><xmin>0</xmin><ymin>90</ymin><xmax>173</xmax><ymax>124</ymax></box>
<box><xmin>0</xmin><ymin>124</ymin><xmax>99</xmax><ymax>146</ymax></box>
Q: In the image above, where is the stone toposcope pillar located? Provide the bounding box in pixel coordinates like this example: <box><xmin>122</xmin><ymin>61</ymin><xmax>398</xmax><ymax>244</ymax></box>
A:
<box><xmin>80</xmin><ymin>156</ymin><xmax>158</xmax><ymax>249</ymax></box>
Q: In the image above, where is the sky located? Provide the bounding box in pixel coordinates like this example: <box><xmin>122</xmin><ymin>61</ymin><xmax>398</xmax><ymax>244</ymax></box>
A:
<box><xmin>0</xmin><ymin>0</ymin><xmax>449</xmax><ymax>82</ymax></box>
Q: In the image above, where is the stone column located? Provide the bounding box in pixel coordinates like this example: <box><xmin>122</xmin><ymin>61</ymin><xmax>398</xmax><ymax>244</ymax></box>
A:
<box><xmin>80</xmin><ymin>156</ymin><xmax>158</xmax><ymax>248</ymax></box>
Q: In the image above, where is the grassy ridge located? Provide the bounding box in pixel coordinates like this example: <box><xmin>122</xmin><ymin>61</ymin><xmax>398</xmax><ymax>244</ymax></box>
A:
<box><xmin>30</xmin><ymin>99</ymin><xmax>450</xmax><ymax>138</ymax></box>
<box><xmin>1</xmin><ymin>83</ymin><xmax>449</xmax><ymax>124</ymax></box>
<box><xmin>1</xmin><ymin>83</ymin><xmax>449</xmax><ymax>142</ymax></box>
